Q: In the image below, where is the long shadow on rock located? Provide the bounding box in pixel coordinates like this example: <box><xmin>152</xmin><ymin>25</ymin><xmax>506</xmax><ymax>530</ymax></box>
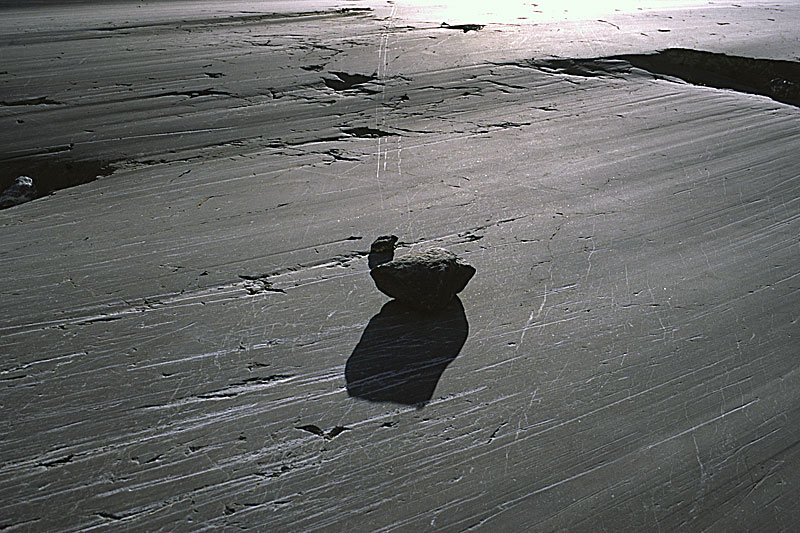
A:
<box><xmin>346</xmin><ymin>297</ymin><xmax>468</xmax><ymax>406</ymax></box>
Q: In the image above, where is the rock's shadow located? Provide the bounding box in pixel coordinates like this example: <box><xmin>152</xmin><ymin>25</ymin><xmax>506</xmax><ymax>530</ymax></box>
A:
<box><xmin>346</xmin><ymin>297</ymin><xmax>468</xmax><ymax>406</ymax></box>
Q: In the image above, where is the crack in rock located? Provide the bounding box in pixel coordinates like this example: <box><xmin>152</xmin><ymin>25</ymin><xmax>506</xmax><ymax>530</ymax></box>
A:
<box><xmin>440</xmin><ymin>22</ymin><xmax>485</xmax><ymax>33</ymax></box>
<box><xmin>146</xmin><ymin>88</ymin><xmax>233</xmax><ymax>99</ymax></box>
<box><xmin>323</xmin><ymin>71</ymin><xmax>378</xmax><ymax>92</ymax></box>
<box><xmin>532</xmin><ymin>48</ymin><xmax>800</xmax><ymax>107</ymax></box>
<box><xmin>0</xmin><ymin>156</ymin><xmax>117</xmax><ymax>208</ymax></box>
<box><xmin>615</xmin><ymin>48</ymin><xmax>800</xmax><ymax>106</ymax></box>
<box><xmin>37</xmin><ymin>454</ymin><xmax>75</xmax><ymax>468</ymax></box>
<box><xmin>342</xmin><ymin>127</ymin><xmax>397</xmax><ymax>138</ymax></box>
<box><xmin>0</xmin><ymin>96</ymin><xmax>63</xmax><ymax>106</ymax></box>
<box><xmin>295</xmin><ymin>425</ymin><xmax>351</xmax><ymax>440</ymax></box>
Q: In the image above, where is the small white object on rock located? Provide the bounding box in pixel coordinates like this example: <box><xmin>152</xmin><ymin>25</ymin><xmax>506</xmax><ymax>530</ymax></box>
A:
<box><xmin>0</xmin><ymin>176</ymin><xmax>37</xmax><ymax>208</ymax></box>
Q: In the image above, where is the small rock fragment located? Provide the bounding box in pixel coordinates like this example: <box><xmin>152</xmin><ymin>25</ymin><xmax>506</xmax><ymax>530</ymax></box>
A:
<box><xmin>0</xmin><ymin>176</ymin><xmax>37</xmax><ymax>208</ymax></box>
<box><xmin>370</xmin><ymin>246</ymin><xmax>475</xmax><ymax>313</ymax></box>
<box><xmin>370</xmin><ymin>235</ymin><xmax>398</xmax><ymax>254</ymax></box>
<box><xmin>368</xmin><ymin>235</ymin><xmax>398</xmax><ymax>268</ymax></box>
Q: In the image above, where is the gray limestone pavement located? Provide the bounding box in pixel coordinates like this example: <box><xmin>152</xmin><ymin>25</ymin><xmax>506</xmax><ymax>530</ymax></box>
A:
<box><xmin>1</xmin><ymin>1</ymin><xmax>799</xmax><ymax>530</ymax></box>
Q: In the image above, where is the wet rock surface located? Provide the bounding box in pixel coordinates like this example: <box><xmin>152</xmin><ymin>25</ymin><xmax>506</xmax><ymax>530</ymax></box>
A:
<box><xmin>370</xmin><ymin>246</ymin><xmax>476</xmax><ymax>313</ymax></box>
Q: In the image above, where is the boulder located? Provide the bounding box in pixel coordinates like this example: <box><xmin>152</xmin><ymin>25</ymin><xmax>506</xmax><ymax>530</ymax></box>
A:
<box><xmin>370</xmin><ymin>246</ymin><xmax>475</xmax><ymax>313</ymax></box>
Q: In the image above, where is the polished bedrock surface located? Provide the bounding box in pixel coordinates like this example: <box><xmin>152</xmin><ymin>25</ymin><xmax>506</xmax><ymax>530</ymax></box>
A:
<box><xmin>1</xmin><ymin>1</ymin><xmax>799</xmax><ymax>530</ymax></box>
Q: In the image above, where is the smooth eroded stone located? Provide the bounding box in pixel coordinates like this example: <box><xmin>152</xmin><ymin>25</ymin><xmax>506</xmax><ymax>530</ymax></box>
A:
<box><xmin>370</xmin><ymin>247</ymin><xmax>475</xmax><ymax>312</ymax></box>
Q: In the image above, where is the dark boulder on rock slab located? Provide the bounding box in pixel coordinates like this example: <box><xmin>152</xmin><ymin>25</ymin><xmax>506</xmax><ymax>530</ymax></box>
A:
<box><xmin>370</xmin><ymin>245</ymin><xmax>475</xmax><ymax>313</ymax></box>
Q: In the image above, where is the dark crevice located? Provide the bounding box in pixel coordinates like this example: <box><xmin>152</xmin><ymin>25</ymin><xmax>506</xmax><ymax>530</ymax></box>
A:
<box><xmin>1</xmin><ymin>155</ymin><xmax>117</xmax><ymax>208</ymax></box>
<box><xmin>440</xmin><ymin>22</ymin><xmax>485</xmax><ymax>33</ymax></box>
<box><xmin>237</xmin><ymin>273</ymin><xmax>274</xmax><ymax>281</ymax></box>
<box><xmin>38</xmin><ymin>454</ymin><xmax>74</xmax><ymax>468</ymax></box>
<box><xmin>146</xmin><ymin>88</ymin><xmax>233</xmax><ymax>99</ymax></box>
<box><xmin>0</xmin><ymin>96</ymin><xmax>63</xmax><ymax>106</ymax></box>
<box><xmin>0</xmin><ymin>518</ymin><xmax>42</xmax><ymax>530</ymax></box>
<box><xmin>323</xmin><ymin>71</ymin><xmax>379</xmax><ymax>93</ymax></box>
<box><xmin>295</xmin><ymin>425</ymin><xmax>351</xmax><ymax>440</ymax></box>
<box><xmin>484</xmin><ymin>121</ymin><xmax>531</xmax><ymax>130</ymax></box>
<box><xmin>614</xmin><ymin>49</ymin><xmax>800</xmax><ymax>106</ymax></box>
<box><xmin>270</xmin><ymin>135</ymin><xmax>344</xmax><ymax>148</ymax></box>
<box><xmin>533</xmin><ymin>48</ymin><xmax>800</xmax><ymax>107</ymax></box>
<box><xmin>95</xmin><ymin>512</ymin><xmax>124</xmax><ymax>521</ymax></box>
<box><xmin>194</xmin><ymin>375</ymin><xmax>293</xmax><ymax>399</ymax></box>
<box><xmin>296</xmin><ymin>424</ymin><xmax>325</xmax><ymax>437</ymax></box>
<box><xmin>342</xmin><ymin>127</ymin><xmax>397</xmax><ymax>138</ymax></box>
<box><xmin>238</xmin><ymin>375</ymin><xmax>294</xmax><ymax>384</ymax></box>
<box><xmin>484</xmin><ymin>78</ymin><xmax>527</xmax><ymax>91</ymax></box>
<box><xmin>326</xmin><ymin>426</ymin><xmax>351</xmax><ymax>440</ymax></box>
<box><xmin>529</xmin><ymin>58</ymin><xmax>635</xmax><ymax>78</ymax></box>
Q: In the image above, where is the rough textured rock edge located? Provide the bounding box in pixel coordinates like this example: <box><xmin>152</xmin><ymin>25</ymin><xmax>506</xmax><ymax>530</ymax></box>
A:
<box><xmin>370</xmin><ymin>247</ymin><xmax>475</xmax><ymax>313</ymax></box>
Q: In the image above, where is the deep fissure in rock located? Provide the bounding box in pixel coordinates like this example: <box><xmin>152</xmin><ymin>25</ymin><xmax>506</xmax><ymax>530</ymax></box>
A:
<box><xmin>440</xmin><ymin>22</ymin><xmax>485</xmax><ymax>33</ymax></box>
<box><xmin>323</xmin><ymin>71</ymin><xmax>377</xmax><ymax>92</ymax></box>
<box><xmin>0</xmin><ymin>155</ymin><xmax>116</xmax><ymax>208</ymax></box>
<box><xmin>535</xmin><ymin>48</ymin><xmax>800</xmax><ymax>106</ymax></box>
<box><xmin>617</xmin><ymin>49</ymin><xmax>799</xmax><ymax>106</ymax></box>
<box><xmin>343</xmin><ymin>127</ymin><xmax>396</xmax><ymax>138</ymax></box>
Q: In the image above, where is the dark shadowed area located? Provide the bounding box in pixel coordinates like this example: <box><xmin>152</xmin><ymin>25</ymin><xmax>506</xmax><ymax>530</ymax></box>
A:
<box><xmin>346</xmin><ymin>297</ymin><xmax>468</xmax><ymax>405</ymax></box>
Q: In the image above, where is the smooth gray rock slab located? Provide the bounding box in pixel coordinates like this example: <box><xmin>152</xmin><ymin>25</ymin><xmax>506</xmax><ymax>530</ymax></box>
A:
<box><xmin>369</xmin><ymin>247</ymin><xmax>475</xmax><ymax>312</ymax></box>
<box><xmin>2</xmin><ymin>2</ymin><xmax>800</xmax><ymax>531</ymax></box>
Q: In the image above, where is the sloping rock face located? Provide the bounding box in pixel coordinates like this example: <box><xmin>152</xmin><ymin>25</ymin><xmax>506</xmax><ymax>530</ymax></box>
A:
<box><xmin>370</xmin><ymin>247</ymin><xmax>475</xmax><ymax>312</ymax></box>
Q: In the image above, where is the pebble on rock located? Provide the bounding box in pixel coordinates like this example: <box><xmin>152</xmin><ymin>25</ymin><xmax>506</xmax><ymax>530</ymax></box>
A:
<box><xmin>369</xmin><ymin>244</ymin><xmax>475</xmax><ymax>313</ymax></box>
<box><xmin>368</xmin><ymin>234</ymin><xmax>398</xmax><ymax>268</ymax></box>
